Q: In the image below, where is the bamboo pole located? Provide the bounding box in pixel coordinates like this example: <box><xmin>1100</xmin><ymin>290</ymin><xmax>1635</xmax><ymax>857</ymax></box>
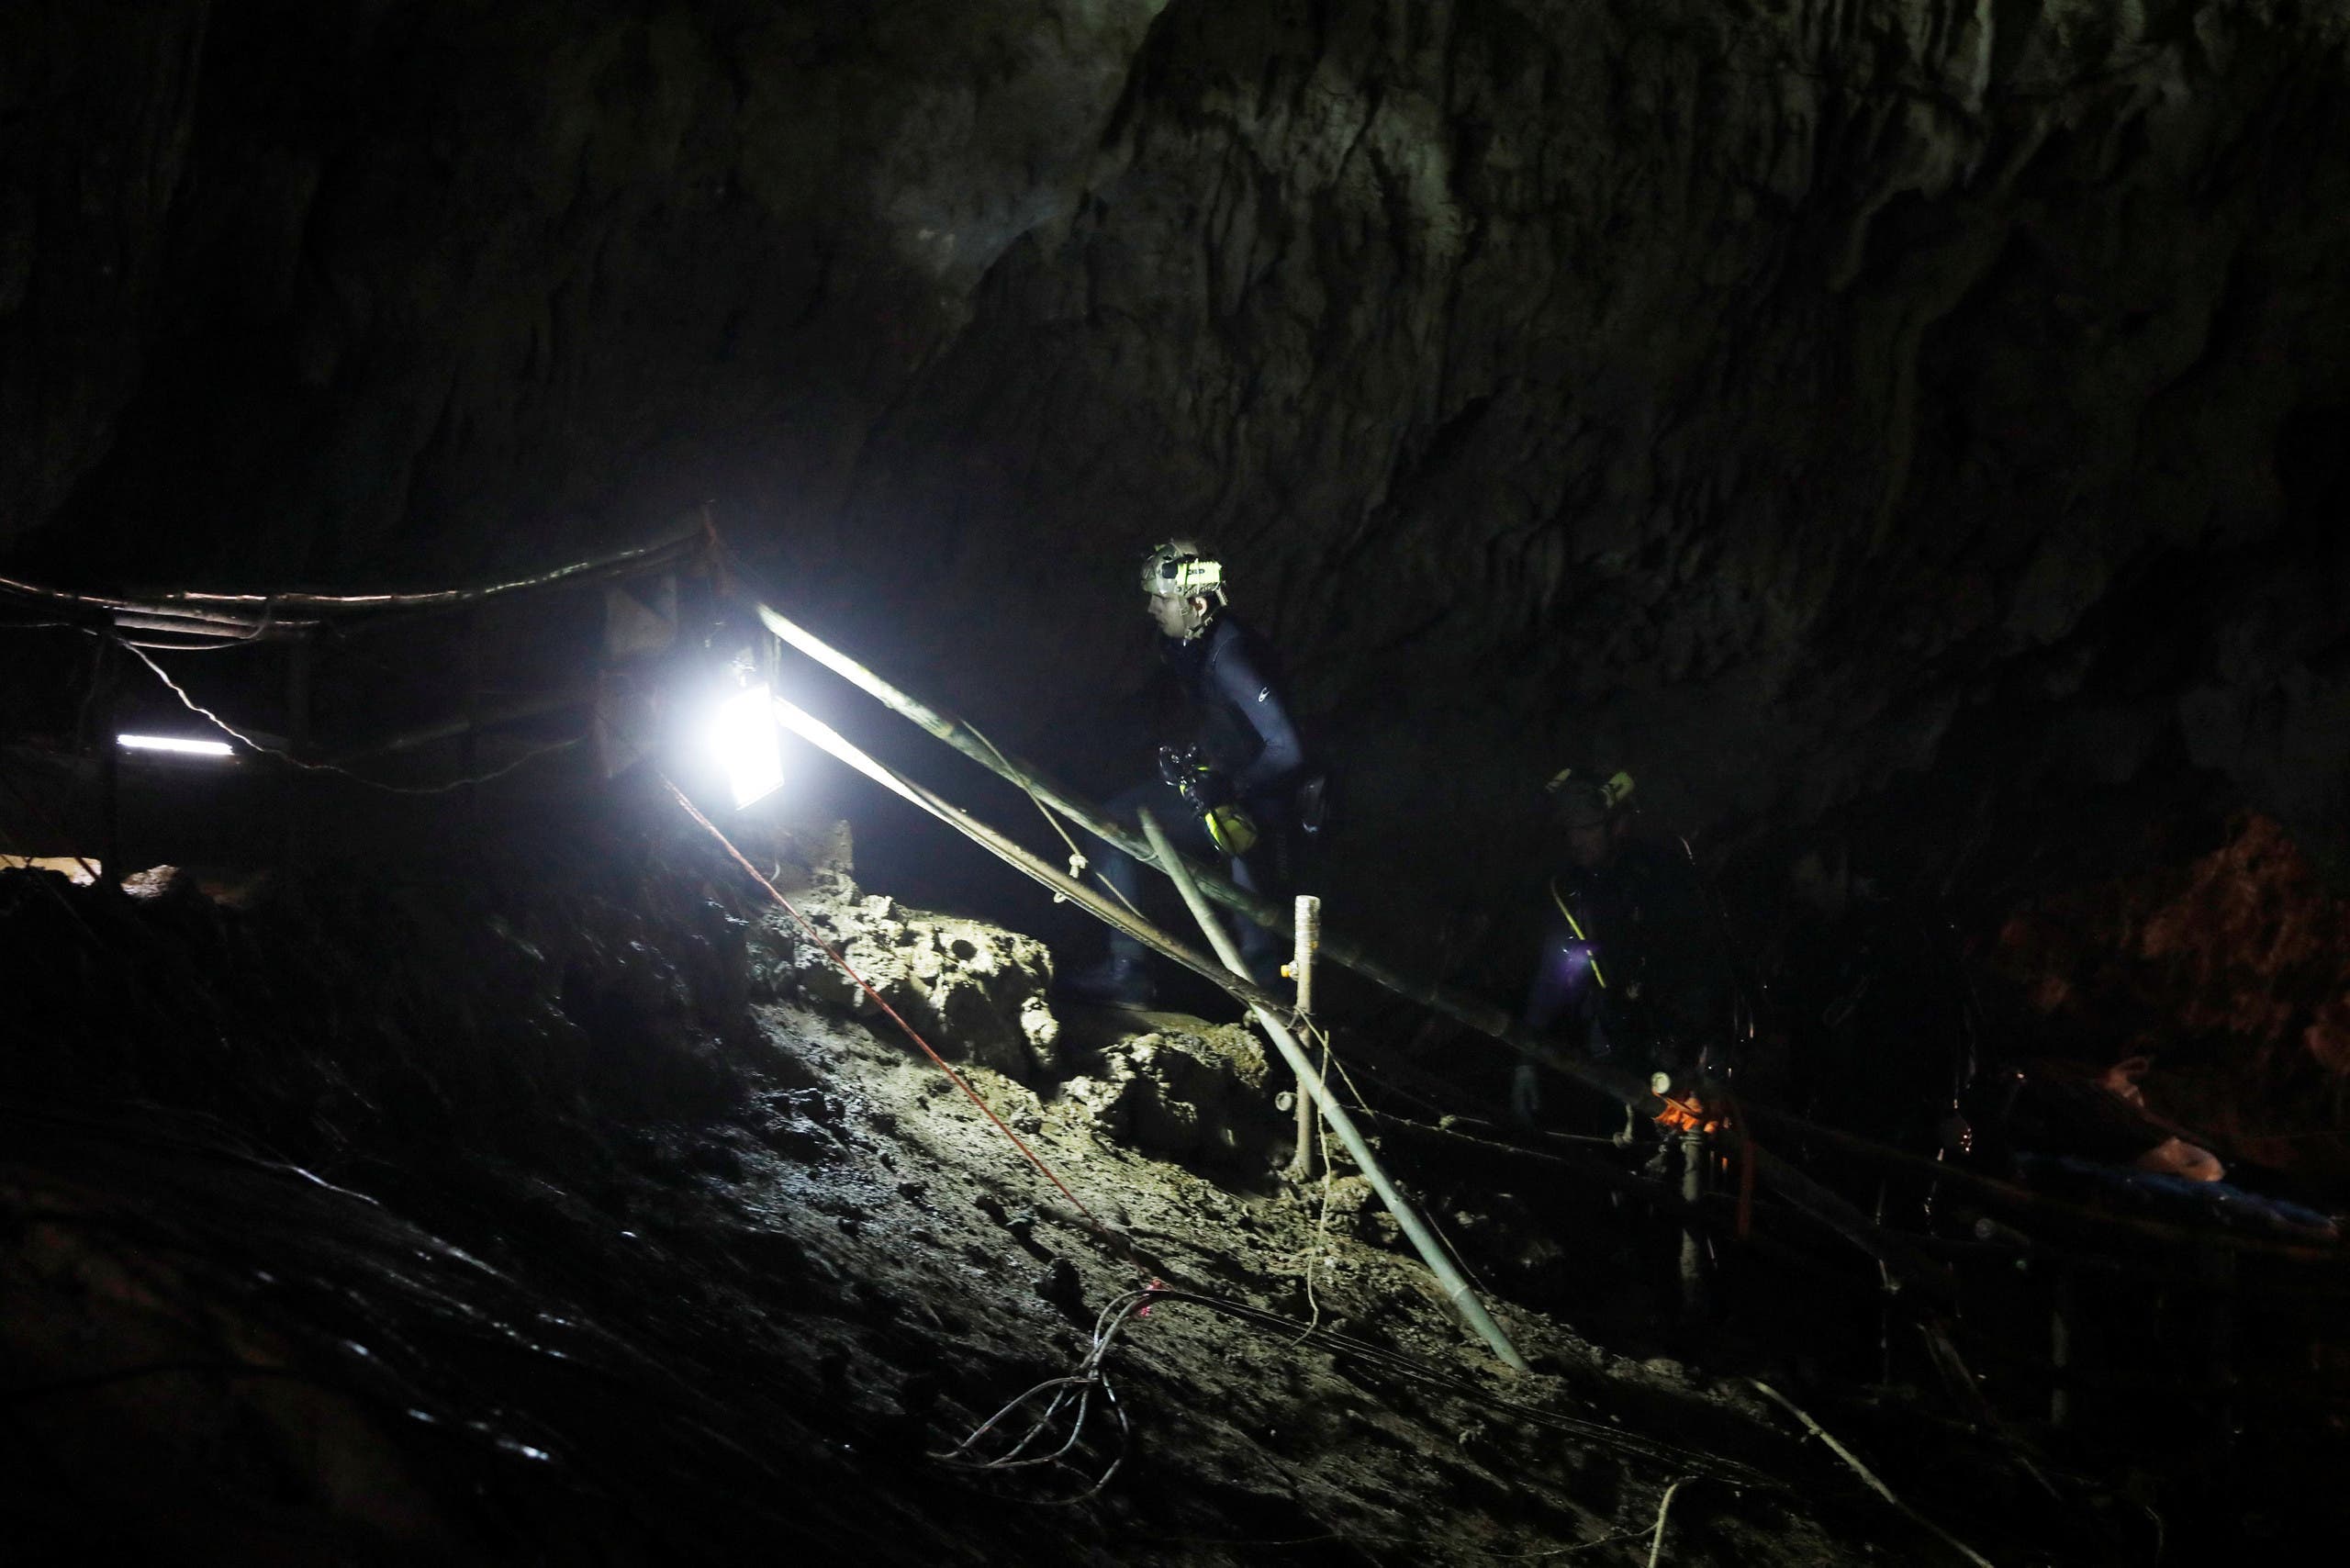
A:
<box><xmin>1137</xmin><ymin>806</ymin><xmax>1532</xmax><ymax>1374</ymax></box>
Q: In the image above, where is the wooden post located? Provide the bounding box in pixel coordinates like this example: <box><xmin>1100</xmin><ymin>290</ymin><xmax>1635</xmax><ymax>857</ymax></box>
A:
<box><xmin>1286</xmin><ymin>893</ymin><xmax>1322</xmax><ymax>1182</ymax></box>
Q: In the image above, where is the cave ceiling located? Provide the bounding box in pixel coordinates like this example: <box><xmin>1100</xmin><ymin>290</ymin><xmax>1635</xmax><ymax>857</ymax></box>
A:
<box><xmin>6</xmin><ymin>0</ymin><xmax>2350</xmax><ymax>902</ymax></box>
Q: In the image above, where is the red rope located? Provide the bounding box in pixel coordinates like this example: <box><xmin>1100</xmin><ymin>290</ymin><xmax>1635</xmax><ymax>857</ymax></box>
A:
<box><xmin>664</xmin><ymin>778</ymin><xmax>1111</xmax><ymax>1237</ymax></box>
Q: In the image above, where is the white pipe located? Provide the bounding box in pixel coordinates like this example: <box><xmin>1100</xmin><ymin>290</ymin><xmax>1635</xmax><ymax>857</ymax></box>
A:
<box><xmin>1136</xmin><ymin>808</ymin><xmax>1531</xmax><ymax>1374</ymax></box>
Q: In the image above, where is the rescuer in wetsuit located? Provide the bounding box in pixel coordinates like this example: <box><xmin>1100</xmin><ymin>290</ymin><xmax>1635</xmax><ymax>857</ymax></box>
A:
<box><xmin>1061</xmin><ymin>541</ymin><xmax>1310</xmax><ymax>1009</ymax></box>
<box><xmin>1511</xmin><ymin>768</ymin><xmax>1732</xmax><ymax>1127</ymax></box>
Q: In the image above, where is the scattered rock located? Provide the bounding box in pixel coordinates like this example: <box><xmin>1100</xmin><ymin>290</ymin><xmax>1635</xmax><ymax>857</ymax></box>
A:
<box><xmin>763</xmin><ymin>872</ymin><xmax>1061</xmax><ymax>1081</ymax></box>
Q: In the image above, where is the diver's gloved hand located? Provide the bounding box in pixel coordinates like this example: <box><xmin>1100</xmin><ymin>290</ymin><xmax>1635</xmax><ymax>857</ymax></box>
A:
<box><xmin>1156</xmin><ymin>743</ymin><xmax>1223</xmax><ymax>811</ymax></box>
<box><xmin>1203</xmin><ymin>802</ymin><xmax>1259</xmax><ymax>857</ymax></box>
<box><xmin>1158</xmin><ymin>744</ymin><xmax>1257</xmax><ymax>854</ymax></box>
<box><xmin>1509</xmin><ymin>1062</ymin><xmax>1542</xmax><ymax>1127</ymax></box>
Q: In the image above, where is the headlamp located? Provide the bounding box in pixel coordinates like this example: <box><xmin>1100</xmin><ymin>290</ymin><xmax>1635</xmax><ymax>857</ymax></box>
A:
<box><xmin>1140</xmin><ymin>545</ymin><xmax>1224</xmax><ymax>599</ymax></box>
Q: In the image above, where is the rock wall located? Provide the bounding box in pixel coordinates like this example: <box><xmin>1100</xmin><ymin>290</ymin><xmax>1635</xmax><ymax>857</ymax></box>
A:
<box><xmin>6</xmin><ymin>1</ymin><xmax>2350</xmax><ymax>916</ymax></box>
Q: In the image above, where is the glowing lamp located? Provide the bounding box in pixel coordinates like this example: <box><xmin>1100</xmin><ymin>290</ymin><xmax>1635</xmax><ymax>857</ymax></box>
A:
<box><xmin>118</xmin><ymin>734</ymin><xmax>234</xmax><ymax>757</ymax></box>
<box><xmin>711</xmin><ymin>682</ymin><xmax>783</xmax><ymax>808</ymax></box>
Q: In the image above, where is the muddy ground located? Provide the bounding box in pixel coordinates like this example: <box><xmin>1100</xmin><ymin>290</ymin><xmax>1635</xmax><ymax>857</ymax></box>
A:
<box><xmin>0</xmin><ymin>803</ymin><xmax>2285</xmax><ymax>1564</ymax></box>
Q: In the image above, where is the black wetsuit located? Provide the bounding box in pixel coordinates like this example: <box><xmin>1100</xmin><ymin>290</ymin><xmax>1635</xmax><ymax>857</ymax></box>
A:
<box><xmin>1097</xmin><ymin>613</ymin><xmax>1306</xmax><ymax>977</ymax></box>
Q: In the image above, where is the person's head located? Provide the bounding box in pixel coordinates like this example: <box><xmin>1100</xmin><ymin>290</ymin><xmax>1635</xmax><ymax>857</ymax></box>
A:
<box><xmin>1545</xmin><ymin>767</ymin><xmax>1636</xmax><ymax>869</ymax></box>
<box><xmin>1139</xmin><ymin>541</ymin><xmax>1225</xmax><ymax>641</ymax></box>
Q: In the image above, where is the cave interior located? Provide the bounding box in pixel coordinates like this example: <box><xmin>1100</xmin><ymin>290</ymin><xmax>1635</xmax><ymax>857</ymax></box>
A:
<box><xmin>6</xmin><ymin>3</ymin><xmax>2350</xmax><ymax>1562</ymax></box>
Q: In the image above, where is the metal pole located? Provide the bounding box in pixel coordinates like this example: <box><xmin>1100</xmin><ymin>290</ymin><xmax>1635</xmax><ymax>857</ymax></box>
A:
<box><xmin>1137</xmin><ymin>807</ymin><xmax>1531</xmax><ymax>1374</ymax></box>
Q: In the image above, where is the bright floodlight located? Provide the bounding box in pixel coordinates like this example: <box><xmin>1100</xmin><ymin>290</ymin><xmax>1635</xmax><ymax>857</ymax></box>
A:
<box><xmin>118</xmin><ymin>734</ymin><xmax>234</xmax><ymax>757</ymax></box>
<box><xmin>712</xmin><ymin>682</ymin><xmax>784</xmax><ymax>809</ymax></box>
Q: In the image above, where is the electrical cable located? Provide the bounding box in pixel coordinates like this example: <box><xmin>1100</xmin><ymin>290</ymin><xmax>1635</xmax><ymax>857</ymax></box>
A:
<box><xmin>0</xmin><ymin>521</ymin><xmax>704</xmax><ymax>620</ymax></box>
<box><xmin>1644</xmin><ymin>1477</ymin><xmax>1687</xmax><ymax>1568</ymax></box>
<box><xmin>934</xmin><ymin>1281</ymin><xmax>1786</xmax><ymax>1502</ymax></box>
<box><xmin>927</xmin><ymin>1286</ymin><xmax>1148</xmax><ymax>1504</ymax></box>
